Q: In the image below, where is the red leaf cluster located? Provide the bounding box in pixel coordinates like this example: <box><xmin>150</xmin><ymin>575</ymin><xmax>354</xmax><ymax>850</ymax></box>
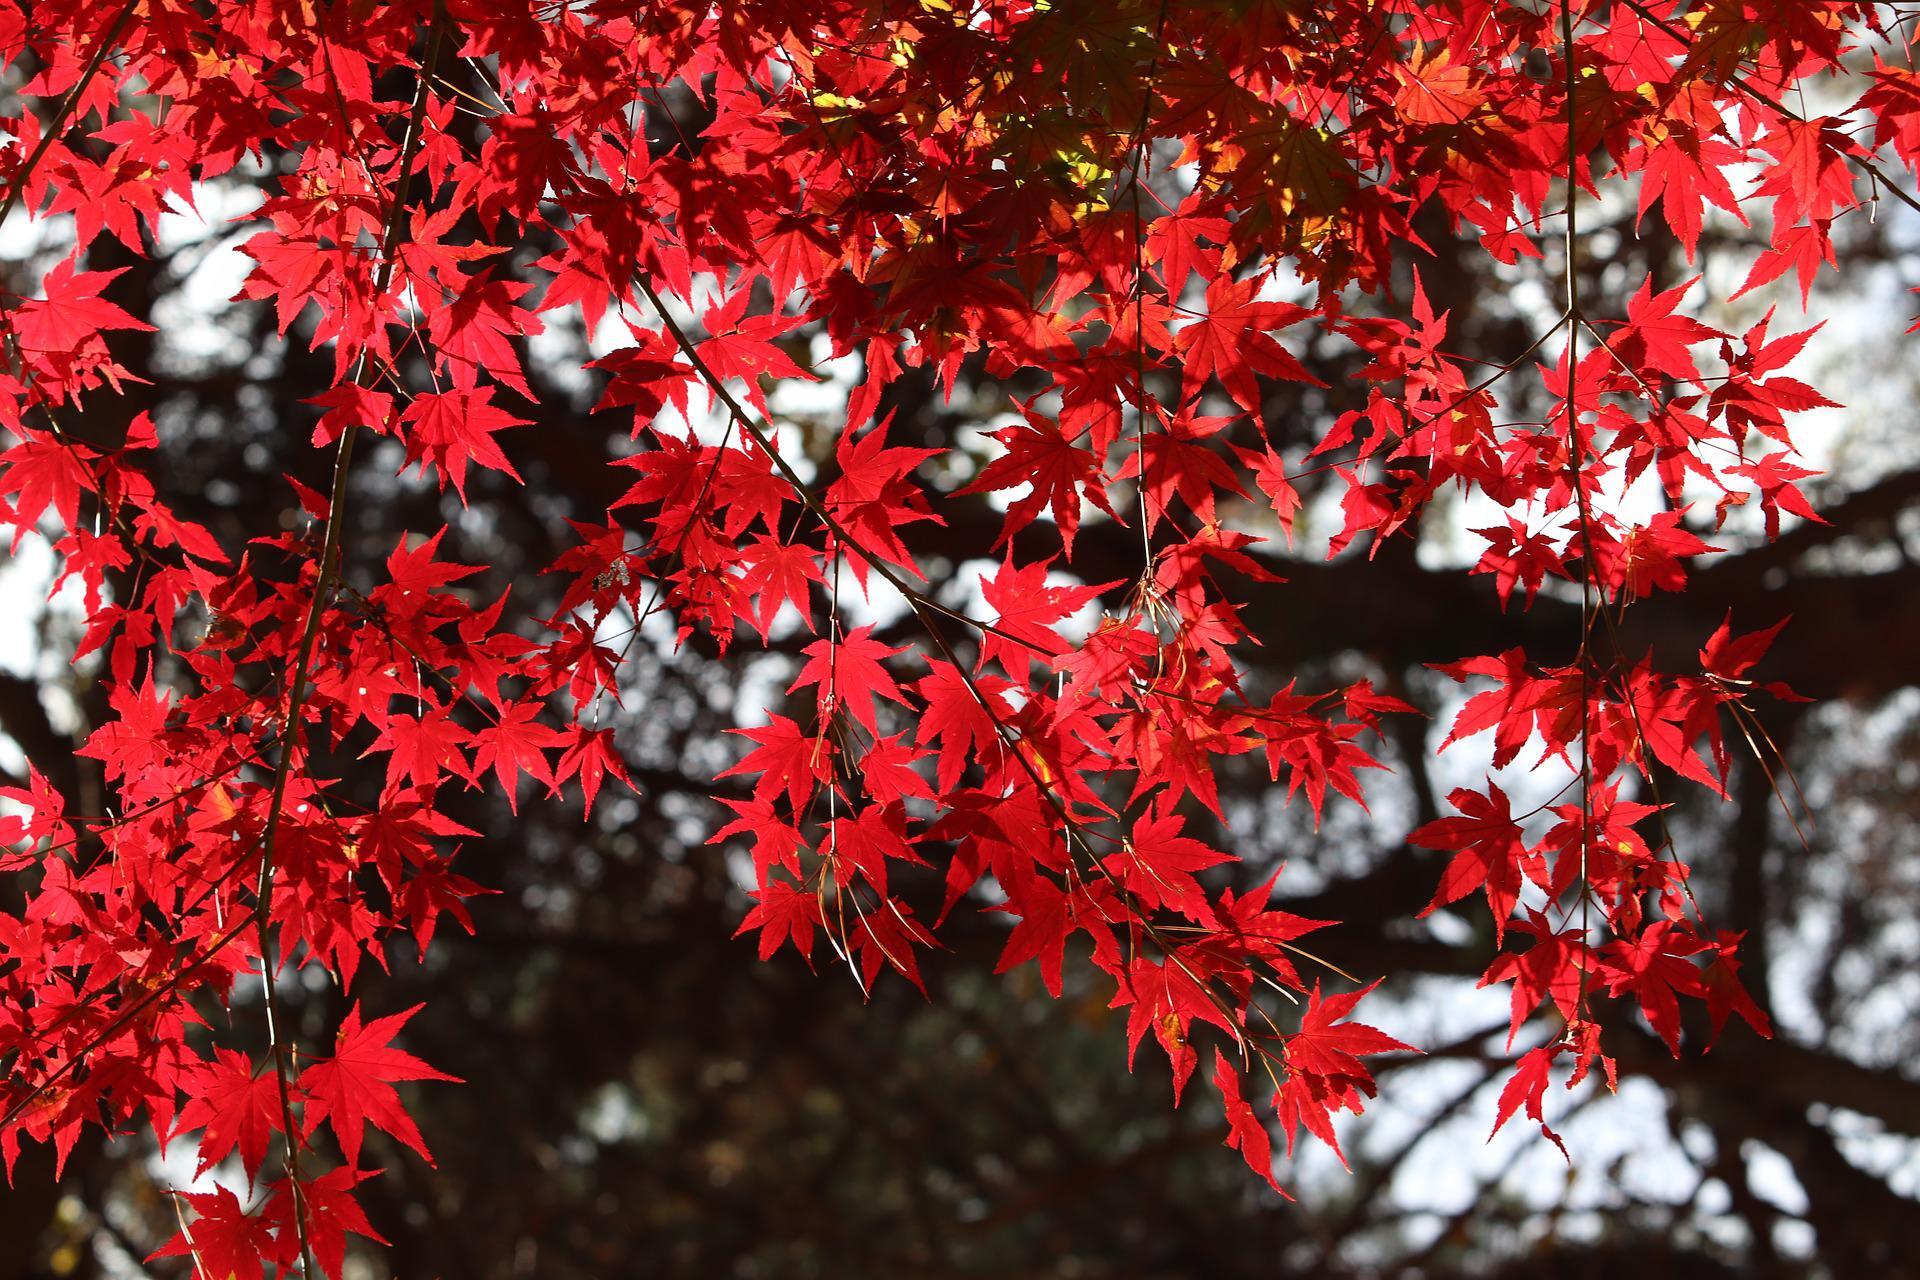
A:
<box><xmin>0</xmin><ymin>0</ymin><xmax>1877</xmax><ymax>1262</ymax></box>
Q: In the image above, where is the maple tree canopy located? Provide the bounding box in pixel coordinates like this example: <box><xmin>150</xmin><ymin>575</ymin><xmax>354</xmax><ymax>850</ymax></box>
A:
<box><xmin>0</xmin><ymin>0</ymin><xmax>1905</xmax><ymax>1272</ymax></box>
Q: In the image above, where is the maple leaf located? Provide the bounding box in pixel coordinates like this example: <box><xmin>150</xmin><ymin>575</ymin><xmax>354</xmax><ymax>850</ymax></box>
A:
<box><xmin>1391</xmin><ymin>43</ymin><xmax>1485</xmax><ymax>126</ymax></box>
<box><xmin>1471</xmin><ymin>518</ymin><xmax>1570</xmax><ymax>608</ymax></box>
<box><xmin>1212</xmin><ymin>1050</ymin><xmax>1286</xmax><ymax>1195</ymax></box>
<box><xmin>586</xmin><ymin>331</ymin><xmax>692</xmax><ymax>423</ymax></box>
<box><xmin>1274</xmin><ymin>1067</ymin><xmax>1366</xmax><ymax>1168</ymax></box>
<box><xmin>469</xmin><ymin>702</ymin><xmax>566</xmax><ymax>811</ymax></box>
<box><xmin>789</xmin><ymin>624</ymin><xmax>911</xmax><ymax>734</ymax></box>
<box><xmin>1201</xmin><ymin>873</ymin><xmax>1331</xmax><ymax>988</ymax></box>
<box><xmin>1631</xmin><ymin>124</ymin><xmax>1746</xmax><ymax>260</ymax></box>
<box><xmin>0</xmin><ymin>435</ymin><xmax>96</xmax><ymax>548</ymax></box>
<box><xmin>1612</xmin><ymin>277</ymin><xmax>1721</xmax><ymax>384</ymax></box>
<box><xmin>11</xmin><ymin>260</ymin><xmax>154</xmax><ymax>355</ymax></box>
<box><xmin>150</xmin><ymin>1185</ymin><xmax>276</xmax><ymax>1280</ymax></box>
<box><xmin>399</xmin><ymin>388</ymin><xmax>528</xmax><ymax>501</ymax></box>
<box><xmin>299</xmin><ymin>1003</ymin><xmax>460</xmax><ymax>1168</ymax></box>
<box><xmin>824</xmin><ymin>802</ymin><xmax>925</xmax><ymax>899</ymax></box>
<box><xmin>1411</xmin><ymin>784</ymin><xmax>1531</xmax><ymax>942</ymax></box>
<box><xmin>266</xmin><ymin>1166</ymin><xmax>389</xmax><ymax>1280</ymax></box>
<box><xmin>395</xmin><ymin>856</ymin><xmax>491</xmax><ymax>952</ymax></box>
<box><xmin>1698</xmin><ymin>612</ymin><xmax>1790</xmax><ymax>682</ymax></box>
<box><xmin>1751</xmin><ymin>117</ymin><xmax>1858</xmax><ymax>231</ymax></box>
<box><xmin>694</xmin><ymin>287</ymin><xmax>815</xmax><ymax>413</ymax></box>
<box><xmin>1731</xmin><ymin>452</ymin><xmax>1824</xmax><ymax>539</ymax></box>
<box><xmin>1597</xmin><ymin>920</ymin><xmax>1708</xmax><ymax>1056</ymax></box>
<box><xmin>719</xmin><ymin>714</ymin><xmax>836</xmax><ymax>812</ymax></box>
<box><xmin>1174</xmin><ymin>274</ymin><xmax>1319</xmax><ymax>413</ymax></box>
<box><xmin>1863</xmin><ymin>60</ymin><xmax>1920</xmax><ymax>170</ymax></box>
<box><xmin>1232</xmin><ymin>444</ymin><xmax>1302</xmax><ymax>545</ymax></box>
<box><xmin>132</xmin><ymin>496</ymin><xmax>228</xmax><ymax>565</ymax></box>
<box><xmin>993</xmin><ymin>875</ymin><xmax>1074</xmax><ymax>998</ymax></box>
<box><xmin>859</xmin><ymin>732</ymin><xmax>934</xmax><ymax>804</ymax></box>
<box><xmin>1325</xmin><ymin>467</ymin><xmax>1400</xmax><ymax>559</ymax></box>
<box><xmin>1146</xmin><ymin>193</ymin><xmax>1229</xmax><ymax>300</ymax></box>
<box><xmin>1254</xmin><ymin>688</ymin><xmax>1386</xmax><ymax>825</ymax></box>
<box><xmin>1612</xmin><ymin>663</ymin><xmax>1726</xmax><ymax>794</ymax></box>
<box><xmin>824</xmin><ymin>419</ymin><xmax>942</xmax><ymax>582</ymax></box>
<box><xmin>307</xmin><ymin>383</ymin><xmax>398</xmax><ymax>448</ymax></box>
<box><xmin>977</xmin><ymin>558</ymin><xmax>1115</xmax><ymax>681</ymax></box>
<box><xmin>711</xmin><ymin>796</ymin><xmax>805</xmax><ymax>884</ymax></box>
<box><xmin>1436</xmin><ymin>648</ymin><xmax>1568</xmax><ymax>769</ymax></box>
<box><xmin>382</xmin><ymin>527</ymin><xmax>485</xmax><ymax>599</ymax></box>
<box><xmin>1101</xmin><ymin>807</ymin><xmax>1234</xmax><ymax>919</ymax></box>
<box><xmin>959</xmin><ymin>405</ymin><xmax>1114</xmax><ymax>554</ymax></box>
<box><xmin>849</xmin><ymin>897</ymin><xmax>938</xmax><ymax>996</ymax></box>
<box><xmin>735</xmin><ymin>877</ymin><xmax>823</xmax><ymax>963</ymax></box>
<box><xmin>363</xmin><ymin>708</ymin><xmax>473</xmax><ymax>796</ymax></box>
<box><xmin>1284</xmin><ymin>982</ymin><xmax>1413</xmax><ymax>1082</ymax></box>
<box><xmin>1111</xmin><ymin>950</ymin><xmax>1241</xmax><ymax>1102</ymax></box>
<box><xmin>172</xmin><ymin>1049</ymin><xmax>282</xmax><ymax>1184</ymax></box>
<box><xmin>915</xmin><ymin>662</ymin><xmax>1014</xmax><ymax>793</ymax></box>
<box><xmin>554</xmin><ymin>726</ymin><xmax>635</xmax><ymax>815</ymax></box>
<box><xmin>1479</xmin><ymin>910</ymin><xmax>1586</xmax><ymax>1047</ymax></box>
<box><xmin>470</xmin><ymin>107</ymin><xmax>581</xmax><ymax>225</ymax></box>
<box><xmin>736</xmin><ymin>535</ymin><xmax>821</xmax><ymax>637</ymax></box>
<box><xmin>1605</xmin><ymin>509</ymin><xmax>1717</xmax><ymax>600</ymax></box>
<box><xmin>929</xmin><ymin>785</ymin><xmax>1072</xmax><ymax>923</ymax></box>
<box><xmin>1114</xmin><ymin>407</ymin><xmax>1247</xmax><ymax>530</ymax></box>
<box><xmin>426</xmin><ymin>268</ymin><xmax>543</xmax><ymax>398</ymax></box>
<box><xmin>1732</xmin><ymin>219</ymin><xmax>1836</xmax><ymax>307</ymax></box>
<box><xmin>1702</xmin><ymin>929</ymin><xmax>1772</xmax><ymax>1047</ymax></box>
<box><xmin>1490</xmin><ymin>1044</ymin><xmax>1567</xmax><ymax>1157</ymax></box>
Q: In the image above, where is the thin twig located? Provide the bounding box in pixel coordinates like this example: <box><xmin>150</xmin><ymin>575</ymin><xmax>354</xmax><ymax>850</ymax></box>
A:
<box><xmin>247</xmin><ymin>10</ymin><xmax>447</xmax><ymax>1275</ymax></box>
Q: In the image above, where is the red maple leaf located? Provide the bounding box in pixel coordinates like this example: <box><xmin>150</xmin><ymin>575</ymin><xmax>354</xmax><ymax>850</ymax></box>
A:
<box><xmin>824</xmin><ymin>420</ymin><xmax>942</xmax><ymax>582</ymax></box>
<box><xmin>1284</xmin><ymin>982</ymin><xmax>1413</xmax><ymax>1082</ymax></box>
<box><xmin>789</xmin><ymin>624</ymin><xmax>911</xmax><ymax>734</ymax></box>
<box><xmin>718</xmin><ymin>714</ymin><xmax>835</xmax><ymax>811</ymax></box>
<box><xmin>1101</xmin><ymin>807</ymin><xmax>1234</xmax><ymax>919</ymax></box>
<box><xmin>978</xmin><ymin>558</ymin><xmax>1115</xmax><ymax>681</ymax></box>
<box><xmin>1702</xmin><ymin>929</ymin><xmax>1772</xmax><ymax>1047</ymax></box>
<box><xmin>1111</xmin><ymin>949</ymin><xmax>1242</xmax><ymax>1101</ymax></box>
<box><xmin>265</xmin><ymin>1166</ymin><xmax>389</xmax><ymax>1280</ymax></box>
<box><xmin>298</xmin><ymin>1003</ymin><xmax>460</xmax><ymax>1168</ymax></box>
<box><xmin>426</xmin><ymin>267</ymin><xmax>543</xmax><ymax>397</ymax></box>
<box><xmin>914</xmin><ymin>662</ymin><xmax>1013</xmax><ymax>793</ymax></box>
<box><xmin>1113</xmin><ymin>407</ymin><xmax>1246</xmax><ymax>530</ymax></box>
<box><xmin>171</xmin><ymin>1049</ymin><xmax>282</xmax><ymax>1184</ymax></box>
<box><xmin>959</xmin><ymin>405</ymin><xmax>1114</xmax><ymax>554</ymax></box>
<box><xmin>399</xmin><ymin>388</ymin><xmax>528</xmax><ymax>500</ymax></box>
<box><xmin>993</xmin><ymin>875</ymin><xmax>1074</xmax><ymax>998</ymax></box>
<box><xmin>363</xmin><ymin>709</ymin><xmax>474</xmax><ymax>796</ymax></box>
<box><xmin>1597</xmin><ymin>920</ymin><xmax>1708</xmax><ymax>1056</ymax></box>
<box><xmin>1212</xmin><ymin>1049</ymin><xmax>1286</xmax><ymax>1195</ymax></box>
<box><xmin>1479</xmin><ymin>910</ymin><xmax>1586</xmax><ymax>1047</ymax></box>
<box><xmin>849</xmin><ymin>897</ymin><xmax>938</xmax><ymax>995</ymax></box>
<box><xmin>1174</xmin><ymin>274</ymin><xmax>1319</xmax><ymax>413</ymax></box>
<box><xmin>1491</xmin><ymin>1043</ymin><xmax>1567</xmax><ymax>1156</ymax></box>
<box><xmin>1611</xmin><ymin>276</ymin><xmax>1721</xmax><ymax>383</ymax></box>
<box><xmin>554</xmin><ymin>726</ymin><xmax>635</xmax><ymax>815</ymax></box>
<box><xmin>470</xmin><ymin>702</ymin><xmax>566</xmax><ymax>810</ymax></box>
<box><xmin>150</xmin><ymin>1185</ymin><xmax>277</xmax><ymax>1280</ymax></box>
<box><xmin>11</xmin><ymin>260</ymin><xmax>154</xmax><ymax>355</ymax></box>
<box><xmin>735</xmin><ymin>878</ymin><xmax>823</xmax><ymax>963</ymax></box>
<box><xmin>0</xmin><ymin>434</ymin><xmax>95</xmax><ymax>546</ymax></box>
<box><xmin>1411</xmin><ymin>784</ymin><xmax>1532</xmax><ymax>942</ymax></box>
